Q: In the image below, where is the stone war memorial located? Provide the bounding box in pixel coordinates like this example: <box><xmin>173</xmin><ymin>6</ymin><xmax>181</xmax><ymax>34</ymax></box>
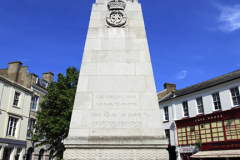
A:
<box><xmin>64</xmin><ymin>0</ymin><xmax>169</xmax><ymax>159</ymax></box>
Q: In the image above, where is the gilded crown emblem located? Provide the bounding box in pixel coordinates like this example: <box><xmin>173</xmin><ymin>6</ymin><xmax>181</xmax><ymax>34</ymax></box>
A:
<box><xmin>108</xmin><ymin>0</ymin><xmax>126</xmax><ymax>10</ymax></box>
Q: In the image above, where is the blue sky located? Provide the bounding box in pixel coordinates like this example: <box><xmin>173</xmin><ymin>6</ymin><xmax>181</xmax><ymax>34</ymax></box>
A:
<box><xmin>0</xmin><ymin>0</ymin><xmax>240</xmax><ymax>92</ymax></box>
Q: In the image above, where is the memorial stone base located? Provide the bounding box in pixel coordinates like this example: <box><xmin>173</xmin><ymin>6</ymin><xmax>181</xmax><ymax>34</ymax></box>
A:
<box><xmin>64</xmin><ymin>148</ymin><xmax>168</xmax><ymax>160</ymax></box>
<box><xmin>64</xmin><ymin>0</ymin><xmax>169</xmax><ymax>159</ymax></box>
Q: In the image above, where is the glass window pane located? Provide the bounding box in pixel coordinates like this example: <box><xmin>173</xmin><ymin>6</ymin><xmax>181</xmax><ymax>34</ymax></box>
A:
<box><xmin>219</xmin><ymin>137</ymin><xmax>225</xmax><ymax>141</ymax></box>
<box><xmin>211</xmin><ymin>122</ymin><xmax>216</xmax><ymax>128</ymax></box>
<box><xmin>205</xmin><ymin>123</ymin><xmax>210</xmax><ymax>129</ymax></box>
<box><xmin>213</xmin><ymin>137</ymin><xmax>219</xmax><ymax>141</ymax></box>
<box><xmin>218</xmin><ymin>128</ymin><xmax>223</xmax><ymax>132</ymax></box>
<box><xmin>217</xmin><ymin>121</ymin><xmax>222</xmax><ymax>127</ymax></box>
<box><xmin>207</xmin><ymin>138</ymin><xmax>212</xmax><ymax>142</ymax></box>
<box><xmin>219</xmin><ymin>132</ymin><xmax>224</xmax><ymax>136</ymax></box>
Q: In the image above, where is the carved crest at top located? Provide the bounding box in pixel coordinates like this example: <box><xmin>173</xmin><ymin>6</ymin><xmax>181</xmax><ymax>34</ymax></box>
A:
<box><xmin>108</xmin><ymin>0</ymin><xmax>126</xmax><ymax>10</ymax></box>
<box><xmin>106</xmin><ymin>0</ymin><xmax>127</xmax><ymax>28</ymax></box>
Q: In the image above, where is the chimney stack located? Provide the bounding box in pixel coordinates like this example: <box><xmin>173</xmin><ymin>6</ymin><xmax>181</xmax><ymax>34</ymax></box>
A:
<box><xmin>42</xmin><ymin>71</ymin><xmax>54</xmax><ymax>83</ymax></box>
<box><xmin>164</xmin><ymin>83</ymin><xmax>176</xmax><ymax>94</ymax></box>
<box><xmin>7</xmin><ymin>61</ymin><xmax>23</xmax><ymax>82</ymax></box>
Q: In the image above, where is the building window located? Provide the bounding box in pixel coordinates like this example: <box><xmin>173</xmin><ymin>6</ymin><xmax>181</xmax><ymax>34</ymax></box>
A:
<box><xmin>27</xmin><ymin>147</ymin><xmax>33</xmax><ymax>160</ymax></box>
<box><xmin>211</xmin><ymin>121</ymin><xmax>225</xmax><ymax>142</ymax></box>
<box><xmin>15</xmin><ymin>148</ymin><xmax>22</xmax><ymax>160</ymax></box>
<box><xmin>212</xmin><ymin>93</ymin><xmax>221</xmax><ymax>110</ymax></box>
<box><xmin>196</xmin><ymin>97</ymin><xmax>204</xmax><ymax>114</ymax></box>
<box><xmin>3</xmin><ymin>148</ymin><xmax>12</xmax><ymax>160</ymax></box>
<box><xmin>49</xmin><ymin>150</ymin><xmax>54</xmax><ymax>160</ymax></box>
<box><xmin>177</xmin><ymin>118</ymin><xmax>240</xmax><ymax>145</ymax></box>
<box><xmin>164</xmin><ymin>106</ymin><xmax>169</xmax><ymax>121</ymax></box>
<box><xmin>199</xmin><ymin>123</ymin><xmax>212</xmax><ymax>143</ymax></box>
<box><xmin>13</xmin><ymin>92</ymin><xmax>20</xmax><ymax>106</ymax></box>
<box><xmin>177</xmin><ymin>127</ymin><xmax>187</xmax><ymax>145</ymax></box>
<box><xmin>230</xmin><ymin>87</ymin><xmax>240</xmax><ymax>106</ymax></box>
<box><xmin>28</xmin><ymin>119</ymin><xmax>36</xmax><ymax>137</ymax></box>
<box><xmin>224</xmin><ymin>118</ymin><xmax>240</xmax><ymax>140</ymax></box>
<box><xmin>32</xmin><ymin>95</ymin><xmax>39</xmax><ymax>111</ymax></box>
<box><xmin>39</xmin><ymin>149</ymin><xmax>44</xmax><ymax>160</ymax></box>
<box><xmin>187</xmin><ymin>125</ymin><xmax>200</xmax><ymax>144</ymax></box>
<box><xmin>182</xmin><ymin>101</ymin><xmax>189</xmax><ymax>117</ymax></box>
<box><xmin>7</xmin><ymin>117</ymin><xmax>18</xmax><ymax>137</ymax></box>
<box><xmin>42</xmin><ymin>80</ymin><xmax>49</xmax><ymax>88</ymax></box>
<box><xmin>165</xmin><ymin>129</ymin><xmax>170</xmax><ymax>144</ymax></box>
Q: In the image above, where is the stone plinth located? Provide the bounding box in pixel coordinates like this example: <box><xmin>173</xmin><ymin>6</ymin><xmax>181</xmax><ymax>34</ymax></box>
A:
<box><xmin>64</xmin><ymin>0</ymin><xmax>169</xmax><ymax>159</ymax></box>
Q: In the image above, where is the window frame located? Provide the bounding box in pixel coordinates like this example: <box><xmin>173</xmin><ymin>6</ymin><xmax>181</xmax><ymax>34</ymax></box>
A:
<box><xmin>212</xmin><ymin>92</ymin><xmax>222</xmax><ymax>110</ymax></box>
<box><xmin>182</xmin><ymin>101</ymin><xmax>189</xmax><ymax>117</ymax></box>
<box><xmin>196</xmin><ymin>97</ymin><xmax>204</xmax><ymax>114</ymax></box>
<box><xmin>39</xmin><ymin>149</ymin><xmax>44</xmax><ymax>160</ymax></box>
<box><xmin>6</xmin><ymin>116</ymin><xmax>18</xmax><ymax>137</ymax></box>
<box><xmin>28</xmin><ymin>118</ymin><xmax>36</xmax><ymax>137</ymax></box>
<box><xmin>230</xmin><ymin>87</ymin><xmax>240</xmax><ymax>107</ymax></box>
<box><xmin>32</xmin><ymin>95</ymin><xmax>39</xmax><ymax>111</ymax></box>
<box><xmin>163</xmin><ymin>106</ymin><xmax>169</xmax><ymax>121</ymax></box>
<box><xmin>13</xmin><ymin>91</ymin><xmax>21</xmax><ymax>107</ymax></box>
<box><xmin>165</xmin><ymin>129</ymin><xmax>171</xmax><ymax>145</ymax></box>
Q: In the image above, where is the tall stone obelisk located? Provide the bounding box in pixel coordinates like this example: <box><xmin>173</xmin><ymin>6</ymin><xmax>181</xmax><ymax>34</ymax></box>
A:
<box><xmin>64</xmin><ymin>0</ymin><xmax>169</xmax><ymax>159</ymax></box>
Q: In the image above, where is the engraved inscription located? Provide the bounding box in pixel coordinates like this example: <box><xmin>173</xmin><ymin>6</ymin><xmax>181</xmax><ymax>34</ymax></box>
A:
<box><xmin>89</xmin><ymin>111</ymin><xmax>148</xmax><ymax>128</ymax></box>
<box><xmin>89</xmin><ymin>139</ymin><xmax>142</xmax><ymax>144</ymax></box>
<box><xmin>93</xmin><ymin>93</ymin><xmax>140</xmax><ymax>109</ymax></box>
<box><xmin>91</xmin><ymin>121</ymin><xmax>142</xmax><ymax>127</ymax></box>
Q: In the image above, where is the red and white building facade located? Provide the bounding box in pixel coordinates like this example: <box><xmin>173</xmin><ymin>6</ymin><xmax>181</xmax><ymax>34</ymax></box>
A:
<box><xmin>158</xmin><ymin>70</ymin><xmax>240</xmax><ymax>160</ymax></box>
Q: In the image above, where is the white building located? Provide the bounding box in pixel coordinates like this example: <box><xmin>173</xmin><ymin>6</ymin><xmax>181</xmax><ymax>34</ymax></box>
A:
<box><xmin>158</xmin><ymin>70</ymin><xmax>240</xmax><ymax>160</ymax></box>
<box><xmin>0</xmin><ymin>61</ymin><xmax>54</xmax><ymax>160</ymax></box>
<box><xmin>0</xmin><ymin>75</ymin><xmax>33</xmax><ymax>160</ymax></box>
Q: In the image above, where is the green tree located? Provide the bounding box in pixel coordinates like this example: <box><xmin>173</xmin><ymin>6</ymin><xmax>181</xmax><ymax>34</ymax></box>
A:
<box><xmin>31</xmin><ymin>67</ymin><xmax>79</xmax><ymax>159</ymax></box>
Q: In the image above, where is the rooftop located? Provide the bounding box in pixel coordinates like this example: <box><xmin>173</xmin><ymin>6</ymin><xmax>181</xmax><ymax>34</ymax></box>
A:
<box><xmin>159</xmin><ymin>69</ymin><xmax>240</xmax><ymax>102</ymax></box>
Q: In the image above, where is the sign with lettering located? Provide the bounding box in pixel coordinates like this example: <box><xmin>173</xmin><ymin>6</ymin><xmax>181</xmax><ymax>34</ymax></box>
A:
<box><xmin>179</xmin><ymin>146</ymin><xmax>196</xmax><ymax>153</ymax></box>
<box><xmin>195</xmin><ymin>114</ymin><xmax>223</xmax><ymax>122</ymax></box>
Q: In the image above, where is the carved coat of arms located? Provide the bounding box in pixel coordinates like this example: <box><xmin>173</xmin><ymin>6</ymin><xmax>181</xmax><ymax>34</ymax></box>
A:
<box><xmin>106</xmin><ymin>0</ymin><xmax>127</xmax><ymax>27</ymax></box>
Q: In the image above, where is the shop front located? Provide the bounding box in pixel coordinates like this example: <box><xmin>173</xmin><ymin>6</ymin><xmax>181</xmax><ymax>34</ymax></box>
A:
<box><xmin>0</xmin><ymin>138</ymin><xmax>26</xmax><ymax>160</ymax></box>
<box><xmin>176</xmin><ymin>107</ymin><xmax>240</xmax><ymax>159</ymax></box>
<box><xmin>179</xmin><ymin>145</ymin><xmax>197</xmax><ymax>160</ymax></box>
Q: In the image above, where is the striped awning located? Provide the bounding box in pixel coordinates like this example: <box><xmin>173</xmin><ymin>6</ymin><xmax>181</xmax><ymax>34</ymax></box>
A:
<box><xmin>191</xmin><ymin>150</ymin><xmax>240</xmax><ymax>158</ymax></box>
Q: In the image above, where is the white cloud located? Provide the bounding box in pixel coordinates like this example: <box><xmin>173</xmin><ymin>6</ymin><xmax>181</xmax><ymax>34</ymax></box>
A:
<box><xmin>177</xmin><ymin>71</ymin><xmax>188</xmax><ymax>79</ymax></box>
<box><xmin>197</xmin><ymin>69</ymin><xmax>204</xmax><ymax>74</ymax></box>
<box><xmin>218</xmin><ymin>4</ymin><xmax>240</xmax><ymax>32</ymax></box>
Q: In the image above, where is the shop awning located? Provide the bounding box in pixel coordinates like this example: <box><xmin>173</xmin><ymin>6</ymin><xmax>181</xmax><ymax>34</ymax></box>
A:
<box><xmin>191</xmin><ymin>150</ymin><xmax>240</xmax><ymax>158</ymax></box>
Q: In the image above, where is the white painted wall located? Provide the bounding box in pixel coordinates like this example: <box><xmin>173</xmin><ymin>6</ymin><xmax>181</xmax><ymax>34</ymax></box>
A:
<box><xmin>159</xmin><ymin>79</ymin><xmax>240</xmax><ymax>146</ymax></box>
<box><xmin>0</xmin><ymin>79</ymin><xmax>32</xmax><ymax>141</ymax></box>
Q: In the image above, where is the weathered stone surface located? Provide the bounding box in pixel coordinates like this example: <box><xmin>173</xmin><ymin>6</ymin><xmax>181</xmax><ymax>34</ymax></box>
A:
<box><xmin>64</xmin><ymin>149</ymin><xmax>169</xmax><ymax>160</ymax></box>
<box><xmin>64</xmin><ymin>0</ymin><xmax>168</xmax><ymax>159</ymax></box>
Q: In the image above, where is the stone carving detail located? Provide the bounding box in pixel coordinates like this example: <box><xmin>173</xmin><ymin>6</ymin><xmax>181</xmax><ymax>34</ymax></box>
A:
<box><xmin>64</xmin><ymin>149</ymin><xmax>169</xmax><ymax>160</ymax></box>
<box><xmin>99</xmin><ymin>149</ymin><xmax>134</xmax><ymax>160</ymax></box>
<box><xmin>106</xmin><ymin>0</ymin><xmax>127</xmax><ymax>27</ymax></box>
